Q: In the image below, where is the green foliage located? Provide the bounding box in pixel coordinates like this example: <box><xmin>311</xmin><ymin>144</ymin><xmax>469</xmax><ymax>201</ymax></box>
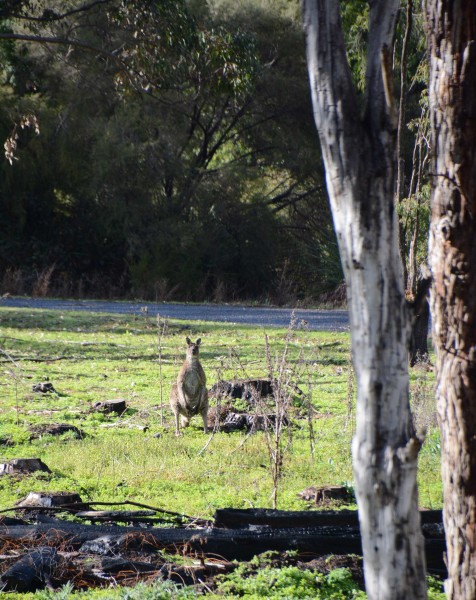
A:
<box><xmin>427</xmin><ymin>576</ymin><xmax>446</xmax><ymax>600</ymax></box>
<box><xmin>2</xmin><ymin>573</ymin><xmax>447</xmax><ymax>599</ymax></box>
<box><xmin>341</xmin><ymin>0</ymin><xmax>368</xmax><ymax>92</ymax></box>
<box><xmin>0</xmin><ymin>0</ymin><xmax>338</xmax><ymax>303</ymax></box>
<box><xmin>25</xmin><ymin>579</ymin><xmax>197</xmax><ymax>599</ymax></box>
<box><xmin>215</xmin><ymin>563</ymin><xmax>365</xmax><ymax>599</ymax></box>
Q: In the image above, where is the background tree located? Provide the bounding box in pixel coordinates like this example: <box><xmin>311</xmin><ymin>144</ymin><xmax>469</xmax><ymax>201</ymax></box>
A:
<box><xmin>394</xmin><ymin>1</ymin><xmax>431</xmax><ymax>365</ymax></box>
<box><xmin>1</xmin><ymin>0</ymin><xmax>341</xmax><ymax>303</ymax></box>
<box><xmin>302</xmin><ymin>1</ymin><xmax>426</xmax><ymax>598</ymax></box>
<box><xmin>426</xmin><ymin>2</ymin><xmax>476</xmax><ymax>598</ymax></box>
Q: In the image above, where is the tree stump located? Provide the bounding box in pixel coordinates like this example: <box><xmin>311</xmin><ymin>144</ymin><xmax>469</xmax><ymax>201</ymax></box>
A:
<box><xmin>16</xmin><ymin>491</ymin><xmax>83</xmax><ymax>509</ymax></box>
<box><xmin>0</xmin><ymin>458</ymin><xmax>51</xmax><ymax>476</ymax></box>
<box><xmin>92</xmin><ymin>399</ymin><xmax>127</xmax><ymax>414</ymax></box>
<box><xmin>32</xmin><ymin>382</ymin><xmax>56</xmax><ymax>393</ymax></box>
<box><xmin>29</xmin><ymin>423</ymin><xmax>85</xmax><ymax>440</ymax></box>
<box><xmin>209</xmin><ymin>379</ymin><xmax>275</xmax><ymax>401</ymax></box>
<box><xmin>298</xmin><ymin>485</ymin><xmax>354</xmax><ymax>504</ymax></box>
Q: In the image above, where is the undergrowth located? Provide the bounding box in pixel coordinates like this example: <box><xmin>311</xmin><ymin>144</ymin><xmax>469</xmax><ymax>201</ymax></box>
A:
<box><xmin>2</xmin><ymin>570</ymin><xmax>446</xmax><ymax>599</ymax></box>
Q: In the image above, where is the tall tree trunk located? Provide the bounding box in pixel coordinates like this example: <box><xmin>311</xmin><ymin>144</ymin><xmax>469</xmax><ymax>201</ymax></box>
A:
<box><xmin>302</xmin><ymin>2</ymin><xmax>426</xmax><ymax>598</ymax></box>
<box><xmin>426</xmin><ymin>2</ymin><xmax>476</xmax><ymax>598</ymax></box>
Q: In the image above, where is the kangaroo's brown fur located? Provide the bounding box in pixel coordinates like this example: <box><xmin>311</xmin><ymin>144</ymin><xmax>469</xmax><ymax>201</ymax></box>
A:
<box><xmin>170</xmin><ymin>337</ymin><xmax>208</xmax><ymax>436</ymax></box>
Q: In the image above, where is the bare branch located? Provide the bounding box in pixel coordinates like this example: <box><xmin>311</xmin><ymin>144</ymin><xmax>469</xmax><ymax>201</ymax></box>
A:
<box><xmin>0</xmin><ymin>0</ymin><xmax>113</xmax><ymax>21</ymax></box>
<box><xmin>0</xmin><ymin>31</ymin><xmax>122</xmax><ymax>64</ymax></box>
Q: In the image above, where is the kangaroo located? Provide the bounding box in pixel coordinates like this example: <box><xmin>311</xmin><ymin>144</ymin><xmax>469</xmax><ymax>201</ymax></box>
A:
<box><xmin>170</xmin><ymin>337</ymin><xmax>208</xmax><ymax>436</ymax></box>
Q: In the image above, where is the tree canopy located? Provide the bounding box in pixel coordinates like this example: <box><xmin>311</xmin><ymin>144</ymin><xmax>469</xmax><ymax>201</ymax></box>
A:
<box><xmin>1</xmin><ymin>0</ymin><xmax>342</xmax><ymax>303</ymax></box>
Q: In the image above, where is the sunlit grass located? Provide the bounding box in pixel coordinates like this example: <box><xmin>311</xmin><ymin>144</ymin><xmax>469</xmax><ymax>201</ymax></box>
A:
<box><xmin>0</xmin><ymin>307</ymin><xmax>440</xmax><ymax>517</ymax></box>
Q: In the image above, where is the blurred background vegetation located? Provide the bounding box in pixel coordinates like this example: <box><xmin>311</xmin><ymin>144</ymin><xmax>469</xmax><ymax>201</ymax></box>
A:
<box><xmin>0</xmin><ymin>0</ymin><xmax>428</xmax><ymax>305</ymax></box>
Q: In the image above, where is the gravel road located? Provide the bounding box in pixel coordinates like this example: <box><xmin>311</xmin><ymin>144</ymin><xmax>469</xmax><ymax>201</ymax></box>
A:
<box><xmin>0</xmin><ymin>296</ymin><xmax>349</xmax><ymax>332</ymax></box>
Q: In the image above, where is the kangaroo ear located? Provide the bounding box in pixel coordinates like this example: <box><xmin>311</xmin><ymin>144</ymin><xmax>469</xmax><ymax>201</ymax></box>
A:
<box><xmin>186</xmin><ymin>337</ymin><xmax>192</xmax><ymax>345</ymax></box>
<box><xmin>196</xmin><ymin>338</ymin><xmax>201</xmax><ymax>346</ymax></box>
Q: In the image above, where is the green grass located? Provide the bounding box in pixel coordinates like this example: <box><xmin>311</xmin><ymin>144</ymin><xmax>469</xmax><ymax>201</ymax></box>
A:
<box><xmin>0</xmin><ymin>306</ymin><xmax>440</xmax><ymax>516</ymax></box>
<box><xmin>0</xmin><ymin>307</ymin><xmax>444</xmax><ymax>598</ymax></box>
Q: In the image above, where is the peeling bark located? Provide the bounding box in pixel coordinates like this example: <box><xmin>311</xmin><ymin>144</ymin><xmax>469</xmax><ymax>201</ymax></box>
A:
<box><xmin>425</xmin><ymin>1</ymin><xmax>476</xmax><ymax>598</ymax></box>
<box><xmin>302</xmin><ymin>1</ymin><xmax>426</xmax><ymax>598</ymax></box>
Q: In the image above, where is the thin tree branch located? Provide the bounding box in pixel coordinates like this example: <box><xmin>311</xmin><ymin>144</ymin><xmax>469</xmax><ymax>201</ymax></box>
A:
<box><xmin>0</xmin><ymin>32</ymin><xmax>122</xmax><ymax>64</ymax></box>
<box><xmin>2</xmin><ymin>0</ymin><xmax>113</xmax><ymax>21</ymax></box>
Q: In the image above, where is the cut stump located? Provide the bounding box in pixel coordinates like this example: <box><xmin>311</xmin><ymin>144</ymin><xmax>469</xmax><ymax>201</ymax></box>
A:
<box><xmin>29</xmin><ymin>423</ymin><xmax>85</xmax><ymax>440</ymax></box>
<box><xmin>298</xmin><ymin>485</ymin><xmax>354</xmax><ymax>504</ymax></box>
<box><xmin>0</xmin><ymin>458</ymin><xmax>51</xmax><ymax>476</ymax></box>
<box><xmin>209</xmin><ymin>379</ymin><xmax>274</xmax><ymax>401</ymax></box>
<box><xmin>16</xmin><ymin>491</ymin><xmax>84</xmax><ymax>509</ymax></box>
<box><xmin>92</xmin><ymin>399</ymin><xmax>127</xmax><ymax>414</ymax></box>
<box><xmin>32</xmin><ymin>382</ymin><xmax>56</xmax><ymax>394</ymax></box>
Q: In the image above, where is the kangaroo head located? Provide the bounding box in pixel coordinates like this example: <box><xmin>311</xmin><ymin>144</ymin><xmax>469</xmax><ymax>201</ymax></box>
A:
<box><xmin>186</xmin><ymin>337</ymin><xmax>201</xmax><ymax>358</ymax></box>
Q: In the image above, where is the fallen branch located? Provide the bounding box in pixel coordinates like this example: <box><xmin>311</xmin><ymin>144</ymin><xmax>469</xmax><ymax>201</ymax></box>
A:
<box><xmin>87</xmin><ymin>499</ymin><xmax>203</xmax><ymax>523</ymax></box>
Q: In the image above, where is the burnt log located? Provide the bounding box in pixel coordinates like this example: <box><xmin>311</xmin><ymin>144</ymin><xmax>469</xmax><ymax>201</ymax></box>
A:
<box><xmin>0</xmin><ymin>515</ymin><xmax>28</xmax><ymax>526</ymax></box>
<box><xmin>213</xmin><ymin>508</ymin><xmax>443</xmax><ymax>529</ymax></box>
<box><xmin>75</xmin><ymin>510</ymin><xmax>157</xmax><ymax>522</ymax></box>
<box><xmin>79</xmin><ymin>533</ymin><xmax>159</xmax><ymax>555</ymax></box>
<box><xmin>210</xmin><ymin>411</ymin><xmax>290</xmax><ymax>433</ymax></box>
<box><xmin>0</xmin><ymin>547</ymin><xmax>59</xmax><ymax>592</ymax></box>
<box><xmin>207</xmin><ymin>405</ymin><xmax>290</xmax><ymax>433</ymax></box>
<box><xmin>0</xmin><ymin>520</ymin><xmax>362</xmax><ymax>558</ymax></box>
<box><xmin>0</xmin><ymin>514</ymin><xmax>446</xmax><ymax>574</ymax></box>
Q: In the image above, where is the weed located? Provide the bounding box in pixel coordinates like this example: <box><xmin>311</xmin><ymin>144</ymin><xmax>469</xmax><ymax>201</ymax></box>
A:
<box><xmin>260</xmin><ymin>322</ymin><xmax>299</xmax><ymax>509</ymax></box>
<box><xmin>32</xmin><ymin>265</ymin><xmax>57</xmax><ymax>298</ymax></box>
<box><xmin>411</xmin><ymin>358</ymin><xmax>437</xmax><ymax>436</ymax></box>
<box><xmin>156</xmin><ymin>313</ymin><xmax>169</xmax><ymax>426</ymax></box>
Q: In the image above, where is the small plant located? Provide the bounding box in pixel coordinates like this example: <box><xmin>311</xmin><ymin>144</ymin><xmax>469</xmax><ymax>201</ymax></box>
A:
<box><xmin>345</xmin><ymin>353</ymin><xmax>355</xmax><ymax>431</ymax></box>
<box><xmin>31</xmin><ymin>580</ymin><xmax>197</xmax><ymax>599</ymax></box>
<box><xmin>411</xmin><ymin>358</ymin><xmax>437</xmax><ymax>436</ymax></box>
<box><xmin>261</xmin><ymin>329</ymin><xmax>295</xmax><ymax>509</ymax></box>
<box><xmin>427</xmin><ymin>575</ymin><xmax>446</xmax><ymax>600</ymax></box>
<box><xmin>32</xmin><ymin>265</ymin><xmax>56</xmax><ymax>298</ymax></box>
<box><xmin>156</xmin><ymin>313</ymin><xmax>169</xmax><ymax>426</ymax></box>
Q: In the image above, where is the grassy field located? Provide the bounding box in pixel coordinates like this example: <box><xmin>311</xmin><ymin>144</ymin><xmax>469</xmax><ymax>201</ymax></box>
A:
<box><xmin>0</xmin><ymin>306</ymin><xmax>441</xmax><ymax>518</ymax></box>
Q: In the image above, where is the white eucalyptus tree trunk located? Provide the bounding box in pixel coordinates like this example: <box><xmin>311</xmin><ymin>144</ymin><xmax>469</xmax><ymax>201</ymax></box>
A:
<box><xmin>426</xmin><ymin>2</ymin><xmax>476</xmax><ymax>598</ymax></box>
<box><xmin>302</xmin><ymin>2</ymin><xmax>427</xmax><ymax>598</ymax></box>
